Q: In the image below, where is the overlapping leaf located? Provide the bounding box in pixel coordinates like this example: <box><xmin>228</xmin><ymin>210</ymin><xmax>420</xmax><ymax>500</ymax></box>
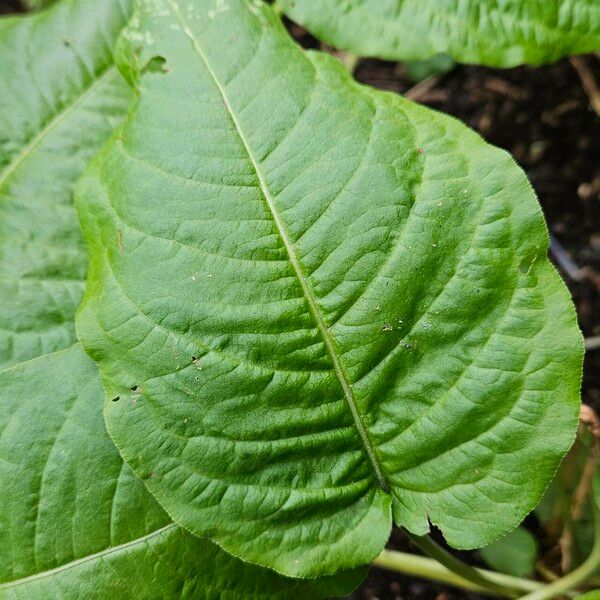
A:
<box><xmin>0</xmin><ymin>1</ymin><xmax>362</xmax><ymax>596</ymax></box>
<box><xmin>76</xmin><ymin>0</ymin><xmax>583</xmax><ymax>579</ymax></box>
<box><xmin>0</xmin><ymin>0</ymin><xmax>131</xmax><ymax>370</ymax></box>
<box><xmin>279</xmin><ymin>0</ymin><xmax>600</xmax><ymax>67</ymax></box>
<box><xmin>480</xmin><ymin>527</ymin><xmax>537</xmax><ymax>577</ymax></box>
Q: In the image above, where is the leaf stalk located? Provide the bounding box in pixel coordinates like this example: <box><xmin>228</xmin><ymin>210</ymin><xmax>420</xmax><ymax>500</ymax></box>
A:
<box><xmin>405</xmin><ymin>532</ymin><xmax>525</xmax><ymax>598</ymax></box>
<box><xmin>373</xmin><ymin>547</ymin><xmax>544</xmax><ymax>598</ymax></box>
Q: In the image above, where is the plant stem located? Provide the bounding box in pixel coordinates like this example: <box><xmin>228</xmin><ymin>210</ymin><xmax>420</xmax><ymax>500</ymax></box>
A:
<box><xmin>373</xmin><ymin>549</ymin><xmax>544</xmax><ymax>598</ymax></box>
<box><xmin>519</xmin><ymin>504</ymin><xmax>600</xmax><ymax>600</ymax></box>
<box><xmin>586</xmin><ymin>336</ymin><xmax>600</xmax><ymax>352</ymax></box>
<box><xmin>570</xmin><ymin>55</ymin><xmax>600</xmax><ymax>118</ymax></box>
<box><xmin>535</xmin><ymin>561</ymin><xmax>559</xmax><ymax>582</ymax></box>
<box><xmin>406</xmin><ymin>532</ymin><xmax>523</xmax><ymax>598</ymax></box>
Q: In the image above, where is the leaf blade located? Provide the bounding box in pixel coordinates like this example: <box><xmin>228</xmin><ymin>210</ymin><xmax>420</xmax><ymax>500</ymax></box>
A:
<box><xmin>77</xmin><ymin>0</ymin><xmax>583</xmax><ymax>578</ymax></box>
<box><xmin>0</xmin><ymin>346</ymin><xmax>363</xmax><ymax>599</ymax></box>
<box><xmin>479</xmin><ymin>527</ymin><xmax>538</xmax><ymax>577</ymax></box>
<box><xmin>0</xmin><ymin>0</ymin><xmax>132</xmax><ymax>371</ymax></box>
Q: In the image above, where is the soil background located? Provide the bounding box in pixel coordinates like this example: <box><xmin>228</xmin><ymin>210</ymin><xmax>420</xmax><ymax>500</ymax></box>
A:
<box><xmin>2</xmin><ymin>2</ymin><xmax>599</xmax><ymax>599</ymax></box>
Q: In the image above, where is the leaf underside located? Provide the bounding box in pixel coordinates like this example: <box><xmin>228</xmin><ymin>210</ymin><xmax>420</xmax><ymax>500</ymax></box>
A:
<box><xmin>279</xmin><ymin>0</ymin><xmax>600</xmax><ymax>66</ymax></box>
<box><xmin>0</xmin><ymin>1</ymin><xmax>362</xmax><ymax>596</ymax></box>
<box><xmin>77</xmin><ymin>0</ymin><xmax>583</xmax><ymax>579</ymax></box>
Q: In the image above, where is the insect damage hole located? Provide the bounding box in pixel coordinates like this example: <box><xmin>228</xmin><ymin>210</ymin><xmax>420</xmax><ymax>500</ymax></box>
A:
<box><xmin>141</xmin><ymin>55</ymin><xmax>169</xmax><ymax>75</ymax></box>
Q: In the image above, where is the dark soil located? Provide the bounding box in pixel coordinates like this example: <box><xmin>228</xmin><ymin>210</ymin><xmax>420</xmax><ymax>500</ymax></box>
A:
<box><xmin>2</xmin><ymin>2</ymin><xmax>599</xmax><ymax>598</ymax></box>
<box><xmin>0</xmin><ymin>0</ymin><xmax>24</xmax><ymax>14</ymax></box>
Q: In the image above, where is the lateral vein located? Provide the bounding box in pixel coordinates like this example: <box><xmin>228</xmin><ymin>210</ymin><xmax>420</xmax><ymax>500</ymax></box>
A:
<box><xmin>0</xmin><ymin>524</ymin><xmax>176</xmax><ymax>589</ymax></box>
<box><xmin>166</xmin><ymin>0</ymin><xmax>388</xmax><ymax>490</ymax></box>
<box><xmin>0</xmin><ymin>66</ymin><xmax>116</xmax><ymax>191</ymax></box>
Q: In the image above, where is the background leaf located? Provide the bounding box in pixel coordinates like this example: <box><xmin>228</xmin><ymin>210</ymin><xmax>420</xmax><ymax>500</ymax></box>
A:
<box><xmin>22</xmin><ymin>0</ymin><xmax>59</xmax><ymax>11</ymax></box>
<box><xmin>0</xmin><ymin>346</ymin><xmax>363</xmax><ymax>598</ymax></box>
<box><xmin>0</xmin><ymin>0</ymin><xmax>132</xmax><ymax>371</ymax></box>
<box><xmin>479</xmin><ymin>527</ymin><xmax>538</xmax><ymax>577</ymax></box>
<box><xmin>278</xmin><ymin>0</ymin><xmax>600</xmax><ymax>67</ymax></box>
<box><xmin>403</xmin><ymin>54</ymin><xmax>455</xmax><ymax>83</ymax></box>
<box><xmin>576</xmin><ymin>591</ymin><xmax>600</xmax><ymax>599</ymax></box>
<box><xmin>77</xmin><ymin>0</ymin><xmax>583</xmax><ymax>578</ymax></box>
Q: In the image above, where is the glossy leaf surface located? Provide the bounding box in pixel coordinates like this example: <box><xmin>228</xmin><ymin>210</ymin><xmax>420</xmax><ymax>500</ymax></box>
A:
<box><xmin>279</xmin><ymin>0</ymin><xmax>600</xmax><ymax>67</ymax></box>
<box><xmin>77</xmin><ymin>0</ymin><xmax>582</xmax><ymax>578</ymax></box>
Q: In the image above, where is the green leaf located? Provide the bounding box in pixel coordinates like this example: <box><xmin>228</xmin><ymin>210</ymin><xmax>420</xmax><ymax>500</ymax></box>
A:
<box><xmin>479</xmin><ymin>527</ymin><xmax>537</xmax><ymax>577</ymax></box>
<box><xmin>0</xmin><ymin>0</ymin><xmax>132</xmax><ymax>371</ymax></box>
<box><xmin>278</xmin><ymin>0</ymin><xmax>600</xmax><ymax>67</ymax></box>
<box><xmin>76</xmin><ymin>0</ymin><xmax>583</xmax><ymax>579</ymax></box>
<box><xmin>576</xmin><ymin>591</ymin><xmax>600</xmax><ymax>599</ymax></box>
<box><xmin>0</xmin><ymin>2</ymin><xmax>363</xmax><ymax>596</ymax></box>
<box><xmin>0</xmin><ymin>345</ymin><xmax>363</xmax><ymax>598</ymax></box>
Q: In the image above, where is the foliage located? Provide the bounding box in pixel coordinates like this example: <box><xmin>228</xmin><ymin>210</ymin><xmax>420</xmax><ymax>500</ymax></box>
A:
<box><xmin>0</xmin><ymin>0</ymin><xmax>131</xmax><ymax>371</ymax></box>
<box><xmin>22</xmin><ymin>0</ymin><xmax>57</xmax><ymax>10</ymax></box>
<box><xmin>0</xmin><ymin>1</ymin><xmax>361</xmax><ymax>596</ymax></box>
<box><xmin>0</xmin><ymin>0</ymin><xmax>595</xmax><ymax>597</ymax></box>
<box><xmin>77</xmin><ymin>0</ymin><xmax>581</xmax><ymax>580</ymax></box>
<box><xmin>0</xmin><ymin>347</ymin><xmax>361</xmax><ymax>598</ymax></box>
<box><xmin>577</xmin><ymin>592</ymin><xmax>600</xmax><ymax>599</ymax></box>
<box><xmin>278</xmin><ymin>0</ymin><xmax>600</xmax><ymax>67</ymax></box>
<box><xmin>480</xmin><ymin>527</ymin><xmax>538</xmax><ymax>577</ymax></box>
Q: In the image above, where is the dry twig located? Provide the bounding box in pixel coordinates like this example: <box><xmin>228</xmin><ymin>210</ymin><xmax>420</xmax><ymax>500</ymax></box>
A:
<box><xmin>570</xmin><ymin>55</ymin><xmax>600</xmax><ymax>117</ymax></box>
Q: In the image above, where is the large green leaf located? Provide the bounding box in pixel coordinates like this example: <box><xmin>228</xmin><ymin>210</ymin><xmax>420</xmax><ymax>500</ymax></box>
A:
<box><xmin>0</xmin><ymin>0</ymin><xmax>131</xmax><ymax>371</ymax></box>
<box><xmin>278</xmin><ymin>0</ymin><xmax>600</xmax><ymax>67</ymax></box>
<box><xmin>0</xmin><ymin>346</ymin><xmax>362</xmax><ymax>598</ymax></box>
<box><xmin>77</xmin><ymin>0</ymin><xmax>583</xmax><ymax>579</ymax></box>
<box><xmin>0</xmin><ymin>1</ymin><xmax>362</xmax><ymax>596</ymax></box>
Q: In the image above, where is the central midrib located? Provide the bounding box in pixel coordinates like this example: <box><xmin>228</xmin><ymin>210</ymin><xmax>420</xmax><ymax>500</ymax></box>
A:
<box><xmin>167</xmin><ymin>1</ymin><xmax>388</xmax><ymax>490</ymax></box>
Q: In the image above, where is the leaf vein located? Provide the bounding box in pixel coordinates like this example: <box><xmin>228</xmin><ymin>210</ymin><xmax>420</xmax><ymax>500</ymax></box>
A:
<box><xmin>166</xmin><ymin>0</ymin><xmax>388</xmax><ymax>491</ymax></box>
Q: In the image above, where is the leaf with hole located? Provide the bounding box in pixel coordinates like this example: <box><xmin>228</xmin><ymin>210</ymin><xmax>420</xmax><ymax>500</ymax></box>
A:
<box><xmin>279</xmin><ymin>0</ymin><xmax>600</xmax><ymax>67</ymax></box>
<box><xmin>76</xmin><ymin>0</ymin><xmax>583</xmax><ymax>579</ymax></box>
